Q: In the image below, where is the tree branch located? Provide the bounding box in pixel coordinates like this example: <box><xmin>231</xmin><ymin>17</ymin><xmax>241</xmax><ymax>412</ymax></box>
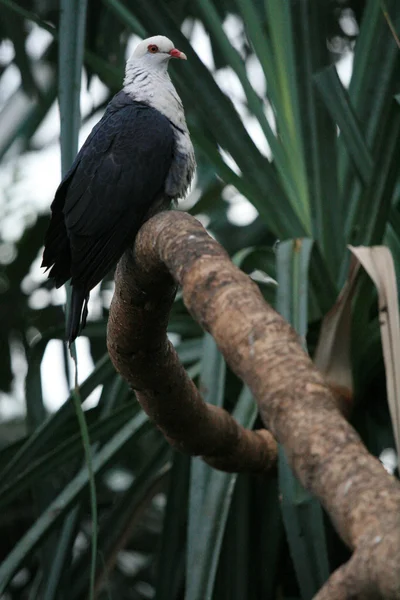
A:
<box><xmin>107</xmin><ymin>211</ymin><xmax>400</xmax><ymax>598</ymax></box>
<box><xmin>107</xmin><ymin>215</ymin><xmax>277</xmax><ymax>474</ymax></box>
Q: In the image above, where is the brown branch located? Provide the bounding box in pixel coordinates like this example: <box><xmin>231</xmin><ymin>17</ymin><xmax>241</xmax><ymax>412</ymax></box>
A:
<box><xmin>107</xmin><ymin>221</ymin><xmax>277</xmax><ymax>474</ymax></box>
<box><xmin>107</xmin><ymin>212</ymin><xmax>400</xmax><ymax>598</ymax></box>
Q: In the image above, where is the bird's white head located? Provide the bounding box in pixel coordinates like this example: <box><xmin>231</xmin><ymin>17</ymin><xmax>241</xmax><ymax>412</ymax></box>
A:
<box><xmin>126</xmin><ymin>35</ymin><xmax>186</xmax><ymax>74</ymax></box>
<box><xmin>123</xmin><ymin>35</ymin><xmax>189</xmax><ymax>131</ymax></box>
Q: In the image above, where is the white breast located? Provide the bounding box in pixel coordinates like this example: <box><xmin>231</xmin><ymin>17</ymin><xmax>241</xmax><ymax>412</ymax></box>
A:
<box><xmin>124</xmin><ymin>69</ymin><xmax>196</xmax><ymax>200</ymax></box>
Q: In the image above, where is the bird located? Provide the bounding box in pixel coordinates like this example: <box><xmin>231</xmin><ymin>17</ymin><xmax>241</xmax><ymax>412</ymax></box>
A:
<box><xmin>42</xmin><ymin>35</ymin><xmax>196</xmax><ymax>346</ymax></box>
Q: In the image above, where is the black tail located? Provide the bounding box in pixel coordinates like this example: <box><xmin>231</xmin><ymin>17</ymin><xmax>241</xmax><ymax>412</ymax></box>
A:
<box><xmin>67</xmin><ymin>286</ymin><xmax>90</xmax><ymax>346</ymax></box>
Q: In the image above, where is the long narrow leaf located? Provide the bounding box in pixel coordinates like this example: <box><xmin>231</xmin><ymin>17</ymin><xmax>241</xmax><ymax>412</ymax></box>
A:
<box><xmin>353</xmin><ymin>100</ymin><xmax>400</xmax><ymax>248</ymax></box>
<box><xmin>58</xmin><ymin>0</ymin><xmax>87</xmax><ymax>174</ymax></box>
<box><xmin>265</xmin><ymin>0</ymin><xmax>311</xmax><ymax>233</ymax></box>
<box><xmin>277</xmin><ymin>239</ymin><xmax>313</xmax><ymax>339</ymax></box>
<box><xmin>0</xmin><ymin>403</ymin><xmax>138</xmax><ymax>510</ymax></box>
<box><xmin>103</xmin><ymin>0</ymin><xmax>146</xmax><ymax>37</ymax></box>
<box><xmin>291</xmin><ymin>3</ymin><xmax>342</xmax><ymax>279</ymax></box>
<box><xmin>349</xmin><ymin>0</ymin><xmax>399</xmax><ymax>139</ymax></box>
<box><xmin>0</xmin><ymin>353</ymin><xmax>113</xmax><ymax>486</ymax></box>
<box><xmin>57</xmin><ymin>0</ymin><xmax>95</xmax><ymax>595</ymax></box>
<box><xmin>0</xmin><ymin>412</ymin><xmax>150</xmax><ymax>594</ymax></box>
<box><xmin>339</xmin><ymin>0</ymin><xmax>400</xmax><ymax>232</ymax></box>
<box><xmin>186</xmin><ymin>334</ymin><xmax>228</xmax><ymax>600</ymax></box>
<box><xmin>155</xmin><ymin>452</ymin><xmax>190</xmax><ymax>600</ymax></box>
<box><xmin>42</xmin><ymin>508</ymin><xmax>80</xmax><ymax>600</ymax></box>
<box><xmin>69</xmin><ymin>439</ymin><xmax>170</xmax><ymax>597</ymax></box>
<box><xmin>314</xmin><ymin>65</ymin><xmax>372</xmax><ymax>186</ymax></box>
<box><xmin>43</xmin><ymin>375</ymin><xmax>132</xmax><ymax>599</ymax></box>
<box><xmin>186</xmin><ymin>385</ymin><xmax>258</xmax><ymax>600</ymax></box>
<box><xmin>276</xmin><ymin>239</ymin><xmax>330</xmax><ymax>598</ymax></box>
<box><xmin>195</xmin><ymin>0</ymin><xmax>301</xmax><ymax>222</ymax></box>
<box><xmin>213</xmin><ymin>475</ymin><xmax>251</xmax><ymax>600</ymax></box>
<box><xmin>232</xmin><ymin>0</ymin><xmax>279</xmax><ymax>106</ymax></box>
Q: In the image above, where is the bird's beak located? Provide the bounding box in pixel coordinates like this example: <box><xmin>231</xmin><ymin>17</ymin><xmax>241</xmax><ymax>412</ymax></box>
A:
<box><xmin>169</xmin><ymin>48</ymin><xmax>187</xmax><ymax>60</ymax></box>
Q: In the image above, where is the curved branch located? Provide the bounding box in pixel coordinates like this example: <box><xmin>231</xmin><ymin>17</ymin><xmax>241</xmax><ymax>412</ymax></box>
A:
<box><xmin>107</xmin><ymin>222</ymin><xmax>277</xmax><ymax>474</ymax></box>
<box><xmin>108</xmin><ymin>212</ymin><xmax>400</xmax><ymax>597</ymax></box>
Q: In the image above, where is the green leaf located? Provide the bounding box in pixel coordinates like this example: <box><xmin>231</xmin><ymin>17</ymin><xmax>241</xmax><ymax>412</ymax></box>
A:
<box><xmin>348</xmin><ymin>0</ymin><xmax>399</xmax><ymax>138</ymax></box>
<box><xmin>195</xmin><ymin>0</ymin><xmax>301</xmax><ymax>222</ymax></box>
<box><xmin>57</xmin><ymin>0</ymin><xmax>97</xmax><ymax>594</ymax></box>
<box><xmin>176</xmin><ymin>338</ymin><xmax>203</xmax><ymax>364</ymax></box>
<box><xmin>232</xmin><ymin>0</ymin><xmax>278</xmax><ymax>107</ymax></box>
<box><xmin>289</xmin><ymin>2</ymin><xmax>343</xmax><ymax>279</ymax></box>
<box><xmin>213</xmin><ymin>474</ymin><xmax>252</xmax><ymax>600</ymax></box>
<box><xmin>0</xmin><ymin>403</ymin><xmax>139</xmax><ymax>510</ymax></box>
<box><xmin>279</xmin><ymin>451</ymin><xmax>331</xmax><ymax>598</ymax></box>
<box><xmin>264</xmin><ymin>0</ymin><xmax>311</xmax><ymax>233</ymax></box>
<box><xmin>155</xmin><ymin>452</ymin><xmax>190</xmax><ymax>600</ymax></box>
<box><xmin>0</xmin><ymin>411</ymin><xmax>150</xmax><ymax>594</ymax></box>
<box><xmin>188</xmin><ymin>125</ymin><xmax>261</xmax><ymax>207</ymax></box>
<box><xmin>42</xmin><ymin>374</ymin><xmax>131</xmax><ymax>600</ymax></box>
<box><xmin>0</xmin><ymin>0</ymin><xmax>56</xmax><ymax>35</ymax></box>
<box><xmin>250</xmin><ymin>475</ymin><xmax>283</xmax><ymax>598</ymax></box>
<box><xmin>190</xmin><ymin>385</ymin><xmax>259</xmax><ymax>600</ymax></box>
<box><xmin>0</xmin><ymin>352</ymin><xmax>114</xmax><ymax>487</ymax></box>
<box><xmin>168</xmin><ymin>314</ymin><xmax>203</xmax><ymax>337</ymax></box>
<box><xmin>186</xmin><ymin>333</ymin><xmax>258</xmax><ymax>600</ymax></box>
<box><xmin>353</xmin><ymin>99</ymin><xmax>400</xmax><ymax>248</ymax></box>
<box><xmin>41</xmin><ymin>508</ymin><xmax>80</xmax><ymax>600</ymax></box>
<box><xmin>276</xmin><ymin>239</ymin><xmax>330</xmax><ymax>598</ymax></box>
<box><xmin>58</xmin><ymin>0</ymin><xmax>88</xmax><ymax>175</ymax></box>
<box><xmin>102</xmin><ymin>0</ymin><xmax>146</xmax><ymax>37</ymax></box>
<box><xmin>25</xmin><ymin>332</ymin><xmax>62</xmax><ymax>594</ymax></box>
<box><xmin>338</xmin><ymin>0</ymin><xmax>400</xmax><ymax>239</ymax></box>
<box><xmin>277</xmin><ymin>239</ymin><xmax>313</xmax><ymax>339</ymax></box>
<box><xmin>25</xmin><ymin>337</ymin><xmax>47</xmax><ymax>432</ymax></box>
<box><xmin>187</xmin><ymin>334</ymin><xmax>228</xmax><ymax>600</ymax></box>
<box><xmin>68</xmin><ymin>437</ymin><xmax>169</xmax><ymax>598</ymax></box>
<box><xmin>314</xmin><ymin>65</ymin><xmax>372</xmax><ymax>187</ymax></box>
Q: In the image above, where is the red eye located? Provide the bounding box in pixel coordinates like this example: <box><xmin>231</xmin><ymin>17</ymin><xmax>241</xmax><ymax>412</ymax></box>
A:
<box><xmin>148</xmin><ymin>44</ymin><xmax>159</xmax><ymax>54</ymax></box>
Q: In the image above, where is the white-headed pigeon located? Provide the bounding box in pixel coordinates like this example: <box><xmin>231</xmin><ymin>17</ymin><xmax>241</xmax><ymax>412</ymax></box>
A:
<box><xmin>42</xmin><ymin>35</ymin><xmax>196</xmax><ymax>345</ymax></box>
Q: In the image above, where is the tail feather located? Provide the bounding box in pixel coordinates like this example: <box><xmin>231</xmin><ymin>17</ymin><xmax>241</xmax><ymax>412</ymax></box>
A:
<box><xmin>67</xmin><ymin>286</ymin><xmax>90</xmax><ymax>346</ymax></box>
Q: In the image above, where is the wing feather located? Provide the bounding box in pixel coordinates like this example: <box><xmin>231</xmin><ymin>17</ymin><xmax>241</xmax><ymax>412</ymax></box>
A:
<box><xmin>42</xmin><ymin>92</ymin><xmax>174</xmax><ymax>293</ymax></box>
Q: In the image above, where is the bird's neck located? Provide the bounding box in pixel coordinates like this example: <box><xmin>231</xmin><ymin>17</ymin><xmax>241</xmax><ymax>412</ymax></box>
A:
<box><xmin>123</xmin><ymin>66</ymin><xmax>187</xmax><ymax>132</ymax></box>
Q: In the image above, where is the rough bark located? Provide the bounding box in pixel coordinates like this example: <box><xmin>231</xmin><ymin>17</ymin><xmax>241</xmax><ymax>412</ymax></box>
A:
<box><xmin>107</xmin><ymin>211</ymin><xmax>400</xmax><ymax>599</ymax></box>
<box><xmin>107</xmin><ymin>230</ymin><xmax>277</xmax><ymax>474</ymax></box>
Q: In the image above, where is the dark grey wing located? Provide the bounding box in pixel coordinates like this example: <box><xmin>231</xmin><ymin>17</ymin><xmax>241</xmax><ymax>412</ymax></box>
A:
<box><xmin>41</xmin><ymin>95</ymin><xmax>121</xmax><ymax>286</ymax></box>
<box><xmin>41</xmin><ymin>93</ymin><xmax>127</xmax><ymax>286</ymax></box>
<box><xmin>42</xmin><ymin>96</ymin><xmax>174</xmax><ymax>291</ymax></box>
<box><xmin>66</xmin><ymin>103</ymin><xmax>174</xmax><ymax>289</ymax></box>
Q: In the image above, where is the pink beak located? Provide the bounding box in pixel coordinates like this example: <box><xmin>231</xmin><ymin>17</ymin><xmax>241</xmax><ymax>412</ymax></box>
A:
<box><xmin>169</xmin><ymin>48</ymin><xmax>187</xmax><ymax>60</ymax></box>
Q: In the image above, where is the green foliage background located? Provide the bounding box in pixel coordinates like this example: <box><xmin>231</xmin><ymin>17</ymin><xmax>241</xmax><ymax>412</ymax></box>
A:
<box><xmin>0</xmin><ymin>0</ymin><xmax>399</xmax><ymax>598</ymax></box>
